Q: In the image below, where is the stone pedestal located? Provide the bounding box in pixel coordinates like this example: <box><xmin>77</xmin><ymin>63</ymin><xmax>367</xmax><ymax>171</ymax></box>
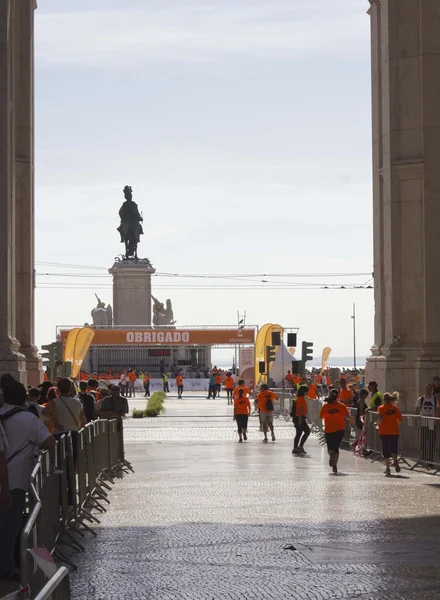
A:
<box><xmin>366</xmin><ymin>0</ymin><xmax>440</xmax><ymax>410</ymax></box>
<box><xmin>109</xmin><ymin>260</ymin><xmax>156</xmax><ymax>326</ymax></box>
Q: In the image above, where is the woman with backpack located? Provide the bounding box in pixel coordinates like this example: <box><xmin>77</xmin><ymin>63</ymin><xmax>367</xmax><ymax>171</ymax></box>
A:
<box><xmin>291</xmin><ymin>385</ymin><xmax>310</xmax><ymax>455</ymax></box>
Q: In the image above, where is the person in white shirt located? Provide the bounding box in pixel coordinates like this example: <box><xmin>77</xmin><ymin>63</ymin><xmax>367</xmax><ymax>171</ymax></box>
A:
<box><xmin>0</xmin><ymin>380</ymin><xmax>55</xmax><ymax>581</ymax></box>
<box><xmin>415</xmin><ymin>383</ymin><xmax>439</xmax><ymax>465</ymax></box>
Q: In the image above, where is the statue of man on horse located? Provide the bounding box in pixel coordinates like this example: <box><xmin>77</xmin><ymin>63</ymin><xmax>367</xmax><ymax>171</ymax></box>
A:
<box><xmin>117</xmin><ymin>185</ymin><xmax>144</xmax><ymax>259</ymax></box>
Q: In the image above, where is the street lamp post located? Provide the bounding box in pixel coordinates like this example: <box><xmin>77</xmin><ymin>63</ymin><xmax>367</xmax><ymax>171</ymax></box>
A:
<box><xmin>351</xmin><ymin>303</ymin><xmax>357</xmax><ymax>372</ymax></box>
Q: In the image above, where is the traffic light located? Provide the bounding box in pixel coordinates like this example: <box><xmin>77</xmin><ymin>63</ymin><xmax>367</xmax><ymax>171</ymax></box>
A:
<box><xmin>301</xmin><ymin>341</ymin><xmax>313</xmax><ymax>363</ymax></box>
<box><xmin>266</xmin><ymin>345</ymin><xmax>276</xmax><ymax>363</ymax></box>
<box><xmin>41</xmin><ymin>341</ymin><xmax>64</xmax><ymax>379</ymax></box>
<box><xmin>292</xmin><ymin>360</ymin><xmax>304</xmax><ymax>375</ymax></box>
<box><xmin>258</xmin><ymin>361</ymin><xmax>266</xmax><ymax>374</ymax></box>
<box><xmin>271</xmin><ymin>331</ymin><xmax>281</xmax><ymax>346</ymax></box>
<box><xmin>287</xmin><ymin>333</ymin><xmax>297</xmax><ymax>347</ymax></box>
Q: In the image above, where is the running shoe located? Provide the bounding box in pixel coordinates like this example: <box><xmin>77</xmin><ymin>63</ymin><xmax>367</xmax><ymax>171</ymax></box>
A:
<box><xmin>263</xmin><ymin>438</ymin><xmax>268</xmax><ymax>444</ymax></box>
<box><xmin>332</xmin><ymin>465</ymin><xmax>338</xmax><ymax>474</ymax></box>
<box><xmin>385</xmin><ymin>468</ymin><xmax>391</xmax><ymax>476</ymax></box>
<box><xmin>298</xmin><ymin>447</ymin><xmax>307</xmax><ymax>454</ymax></box>
<box><xmin>292</xmin><ymin>448</ymin><xmax>300</xmax><ymax>455</ymax></box>
<box><xmin>243</xmin><ymin>432</ymin><xmax>247</xmax><ymax>441</ymax></box>
<box><xmin>239</xmin><ymin>438</ymin><xmax>243</xmax><ymax>443</ymax></box>
<box><xmin>394</xmin><ymin>462</ymin><xmax>401</xmax><ymax>473</ymax></box>
<box><xmin>271</xmin><ymin>432</ymin><xmax>276</xmax><ymax>442</ymax></box>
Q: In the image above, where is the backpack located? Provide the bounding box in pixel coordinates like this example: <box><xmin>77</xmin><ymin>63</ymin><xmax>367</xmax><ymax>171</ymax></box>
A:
<box><xmin>265</xmin><ymin>394</ymin><xmax>274</xmax><ymax>411</ymax></box>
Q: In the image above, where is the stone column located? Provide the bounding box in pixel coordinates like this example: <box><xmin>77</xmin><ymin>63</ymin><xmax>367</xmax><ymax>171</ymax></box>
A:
<box><xmin>0</xmin><ymin>0</ymin><xmax>27</xmax><ymax>382</ymax></box>
<box><xmin>366</xmin><ymin>0</ymin><xmax>440</xmax><ymax>409</ymax></box>
<box><xmin>14</xmin><ymin>0</ymin><xmax>42</xmax><ymax>386</ymax></box>
<box><xmin>109</xmin><ymin>261</ymin><xmax>156</xmax><ymax>326</ymax></box>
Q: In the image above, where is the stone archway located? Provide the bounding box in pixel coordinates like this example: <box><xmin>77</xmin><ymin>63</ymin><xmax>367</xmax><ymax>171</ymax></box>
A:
<box><xmin>0</xmin><ymin>0</ymin><xmax>41</xmax><ymax>385</ymax></box>
<box><xmin>366</xmin><ymin>0</ymin><xmax>440</xmax><ymax>409</ymax></box>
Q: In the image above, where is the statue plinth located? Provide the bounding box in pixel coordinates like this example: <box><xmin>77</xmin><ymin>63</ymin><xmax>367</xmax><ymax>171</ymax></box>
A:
<box><xmin>109</xmin><ymin>259</ymin><xmax>156</xmax><ymax>326</ymax></box>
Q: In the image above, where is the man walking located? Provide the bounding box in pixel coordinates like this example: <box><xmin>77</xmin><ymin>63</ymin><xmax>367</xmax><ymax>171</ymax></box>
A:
<box><xmin>207</xmin><ymin>372</ymin><xmax>217</xmax><ymax>399</ymax></box>
<box><xmin>162</xmin><ymin>371</ymin><xmax>170</xmax><ymax>393</ymax></box>
<box><xmin>416</xmin><ymin>383</ymin><xmax>439</xmax><ymax>466</ymax></box>
<box><xmin>143</xmin><ymin>372</ymin><xmax>151</xmax><ymax>398</ymax></box>
<box><xmin>127</xmin><ymin>369</ymin><xmax>137</xmax><ymax>398</ymax></box>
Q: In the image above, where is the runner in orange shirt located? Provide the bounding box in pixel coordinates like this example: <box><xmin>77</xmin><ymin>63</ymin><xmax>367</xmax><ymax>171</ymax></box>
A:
<box><xmin>307</xmin><ymin>381</ymin><xmax>318</xmax><ymax>400</ymax></box>
<box><xmin>143</xmin><ymin>372</ymin><xmax>151</xmax><ymax>398</ymax></box>
<box><xmin>233</xmin><ymin>380</ymin><xmax>251</xmax><ymax>400</ymax></box>
<box><xmin>224</xmin><ymin>373</ymin><xmax>235</xmax><ymax>405</ymax></box>
<box><xmin>320</xmin><ymin>389</ymin><xmax>354</xmax><ymax>474</ymax></box>
<box><xmin>215</xmin><ymin>373</ymin><xmax>223</xmax><ymax>397</ymax></box>
<box><xmin>233</xmin><ymin>388</ymin><xmax>251</xmax><ymax>442</ymax></box>
<box><xmin>338</xmin><ymin>378</ymin><xmax>353</xmax><ymax>407</ymax></box>
<box><xmin>176</xmin><ymin>374</ymin><xmax>184</xmax><ymax>399</ymax></box>
<box><xmin>377</xmin><ymin>392</ymin><xmax>402</xmax><ymax>476</ymax></box>
<box><xmin>255</xmin><ymin>384</ymin><xmax>278</xmax><ymax>443</ymax></box>
<box><xmin>285</xmin><ymin>370</ymin><xmax>294</xmax><ymax>388</ymax></box>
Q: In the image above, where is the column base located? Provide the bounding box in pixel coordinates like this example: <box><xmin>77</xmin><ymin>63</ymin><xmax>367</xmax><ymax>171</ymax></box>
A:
<box><xmin>366</xmin><ymin>345</ymin><xmax>440</xmax><ymax>411</ymax></box>
<box><xmin>20</xmin><ymin>345</ymin><xmax>43</xmax><ymax>387</ymax></box>
<box><xmin>0</xmin><ymin>336</ymin><xmax>28</xmax><ymax>385</ymax></box>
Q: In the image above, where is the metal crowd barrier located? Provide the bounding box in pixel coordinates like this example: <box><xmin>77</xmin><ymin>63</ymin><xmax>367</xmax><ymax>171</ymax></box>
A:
<box><xmin>19</xmin><ymin>418</ymin><xmax>132</xmax><ymax>600</ymax></box>
<box><xmin>271</xmin><ymin>390</ymin><xmax>295</xmax><ymax>420</ymax></box>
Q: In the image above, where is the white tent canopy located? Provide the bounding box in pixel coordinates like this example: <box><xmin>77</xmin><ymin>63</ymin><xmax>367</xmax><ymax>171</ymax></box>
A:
<box><xmin>269</xmin><ymin>342</ymin><xmax>297</xmax><ymax>386</ymax></box>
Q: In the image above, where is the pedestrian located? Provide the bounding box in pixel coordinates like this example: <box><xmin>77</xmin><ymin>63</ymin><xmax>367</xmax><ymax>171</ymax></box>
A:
<box><xmin>338</xmin><ymin>378</ymin><xmax>353</xmax><ymax>407</ymax></box>
<box><xmin>215</xmin><ymin>372</ymin><xmax>223</xmax><ymax>397</ymax></box>
<box><xmin>120</xmin><ymin>371</ymin><xmax>129</xmax><ymax>396</ymax></box>
<box><xmin>233</xmin><ymin>388</ymin><xmax>251</xmax><ymax>442</ymax></box>
<box><xmin>27</xmin><ymin>387</ymin><xmax>46</xmax><ymax>422</ymax></box>
<box><xmin>255</xmin><ymin>384</ymin><xmax>278</xmax><ymax>443</ymax></box>
<box><xmin>368</xmin><ymin>381</ymin><xmax>383</xmax><ymax>410</ymax></box>
<box><xmin>291</xmin><ymin>385</ymin><xmax>310</xmax><ymax>455</ymax></box>
<box><xmin>127</xmin><ymin>369</ymin><xmax>136</xmax><ymax>398</ymax></box>
<box><xmin>78</xmin><ymin>381</ymin><xmax>96</xmax><ymax>423</ymax></box>
<box><xmin>207</xmin><ymin>372</ymin><xmax>217</xmax><ymax>399</ymax></box>
<box><xmin>377</xmin><ymin>392</ymin><xmax>402</xmax><ymax>476</ymax></box>
<box><xmin>320</xmin><ymin>389</ymin><xmax>354</xmax><ymax>474</ymax></box>
<box><xmin>143</xmin><ymin>372</ymin><xmax>151</xmax><ymax>398</ymax></box>
<box><xmin>0</xmin><ymin>380</ymin><xmax>55</xmax><ymax>581</ymax></box>
<box><xmin>176</xmin><ymin>373</ymin><xmax>184</xmax><ymax>399</ymax></box>
<box><xmin>87</xmin><ymin>378</ymin><xmax>101</xmax><ymax>402</ymax></box>
<box><xmin>415</xmin><ymin>383</ymin><xmax>439</xmax><ymax>466</ymax></box>
<box><xmin>224</xmin><ymin>372</ymin><xmax>235</xmax><ymax>405</ymax></box>
<box><xmin>162</xmin><ymin>371</ymin><xmax>170</xmax><ymax>393</ymax></box>
<box><xmin>354</xmin><ymin>388</ymin><xmax>369</xmax><ymax>456</ymax></box>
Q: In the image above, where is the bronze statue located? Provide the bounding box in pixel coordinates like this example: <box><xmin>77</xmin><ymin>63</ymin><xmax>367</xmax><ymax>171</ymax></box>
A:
<box><xmin>152</xmin><ymin>295</ymin><xmax>176</xmax><ymax>326</ymax></box>
<box><xmin>117</xmin><ymin>185</ymin><xmax>143</xmax><ymax>259</ymax></box>
<box><xmin>91</xmin><ymin>294</ymin><xmax>113</xmax><ymax>326</ymax></box>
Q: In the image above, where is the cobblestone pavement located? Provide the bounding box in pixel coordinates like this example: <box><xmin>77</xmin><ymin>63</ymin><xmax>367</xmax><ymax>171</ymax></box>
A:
<box><xmin>71</xmin><ymin>400</ymin><xmax>440</xmax><ymax>600</ymax></box>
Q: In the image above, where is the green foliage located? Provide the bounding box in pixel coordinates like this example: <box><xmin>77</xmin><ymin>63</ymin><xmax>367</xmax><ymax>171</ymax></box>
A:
<box><xmin>132</xmin><ymin>409</ymin><xmax>145</xmax><ymax>419</ymax></box>
<box><xmin>144</xmin><ymin>408</ymin><xmax>159</xmax><ymax>417</ymax></box>
<box><xmin>144</xmin><ymin>391</ymin><xmax>166</xmax><ymax>416</ymax></box>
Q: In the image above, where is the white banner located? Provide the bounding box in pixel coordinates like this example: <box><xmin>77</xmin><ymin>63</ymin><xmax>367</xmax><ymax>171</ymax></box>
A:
<box><xmin>109</xmin><ymin>378</ymin><xmax>210</xmax><ymax>392</ymax></box>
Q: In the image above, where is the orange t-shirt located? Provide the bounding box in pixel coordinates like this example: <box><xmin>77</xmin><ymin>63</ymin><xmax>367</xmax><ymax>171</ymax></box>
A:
<box><xmin>176</xmin><ymin>375</ymin><xmax>183</xmax><ymax>386</ymax></box>
<box><xmin>377</xmin><ymin>404</ymin><xmax>402</xmax><ymax>435</ymax></box>
<box><xmin>294</xmin><ymin>396</ymin><xmax>307</xmax><ymax>417</ymax></box>
<box><xmin>293</xmin><ymin>376</ymin><xmax>301</xmax><ymax>386</ymax></box>
<box><xmin>234</xmin><ymin>396</ymin><xmax>251</xmax><ymax>416</ymax></box>
<box><xmin>285</xmin><ymin>373</ymin><xmax>294</xmax><ymax>383</ymax></box>
<box><xmin>233</xmin><ymin>385</ymin><xmax>250</xmax><ymax>399</ymax></box>
<box><xmin>308</xmin><ymin>384</ymin><xmax>317</xmax><ymax>400</ymax></box>
<box><xmin>319</xmin><ymin>402</ymin><xmax>349</xmax><ymax>433</ymax></box>
<box><xmin>257</xmin><ymin>390</ymin><xmax>278</xmax><ymax>413</ymax></box>
<box><xmin>144</xmin><ymin>375</ymin><xmax>150</xmax><ymax>383</ymax></box>
<box><xmin>129</xmin><ymin>372</ymin><xmax>136</xmax><ymax>382</ymax></box>
<box><xmin>215</xmin><ymin>374</ymin><xmax>223</xmax><ymax>384</ymax></box>
<box><xmin>338</xmin><ymin>388</ymin><xmax>353</xmax><ymax>407</ymax></box>
<box><xmin>224</xmin><ymin>376</ymin><xmax>234</xmax><ymax>389</ymax></box>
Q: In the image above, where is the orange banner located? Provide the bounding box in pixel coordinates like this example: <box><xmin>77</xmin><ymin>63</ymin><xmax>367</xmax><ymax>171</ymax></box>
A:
<box><xmin>61</xmin><ymin>328</ymin><xmax>255</xmax><ymax>346</ymax></box>
<box><xmin>72</xmin><ymin>327</ymin><xmax>95</xmax><ymax>378</ymax></box>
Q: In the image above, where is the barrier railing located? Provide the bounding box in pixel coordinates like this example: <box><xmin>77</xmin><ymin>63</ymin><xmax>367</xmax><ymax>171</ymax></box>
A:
<box><xmin>18</xmin><ymin>418</ymin><xmax>132</xmax><ymax>600</ymax></box>
<box><xmin>304</xmin><ymin>398</ymin><xmax>440</xmax><ymax>474</ymax></box>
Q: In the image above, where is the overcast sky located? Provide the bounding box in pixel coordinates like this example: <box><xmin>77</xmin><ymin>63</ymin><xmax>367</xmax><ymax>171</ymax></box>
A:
<box><xmin>34</xmin><ymin>0</ymin><xmax>374</xmax><ymax>365</ymax></box>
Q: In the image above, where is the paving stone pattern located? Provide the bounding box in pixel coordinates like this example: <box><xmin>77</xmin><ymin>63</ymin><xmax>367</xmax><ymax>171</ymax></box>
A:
<box><xmin>71</xmin><ymin>399</ymin><xmax>440</xmax><ymax>600</ymax></box>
